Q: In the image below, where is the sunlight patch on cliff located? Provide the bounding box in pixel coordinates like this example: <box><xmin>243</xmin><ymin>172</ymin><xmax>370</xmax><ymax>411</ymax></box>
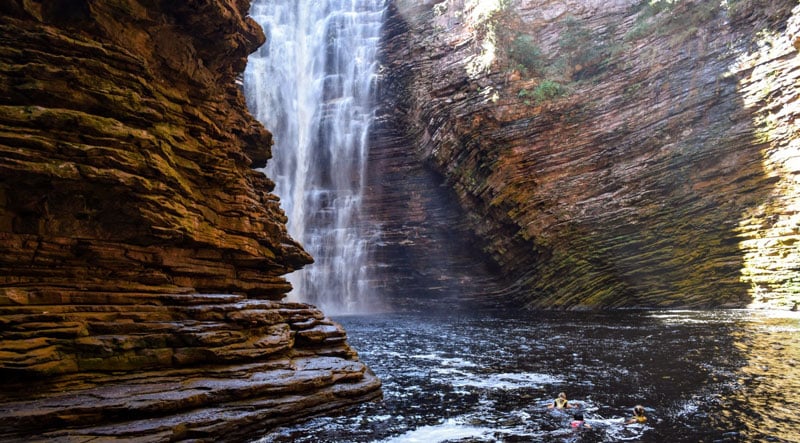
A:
<box><xmin>463</xmin><ymin>0</ymin><xmax>505</xmax><ymax>78</ymax></box>
<box><xmin>465</xmin><ymin>32</ymin><xmax>497</xmax><ymax>78</ymax></box>
<box><xmin>429</xmin><ymin>0</ymin><xmax>507</xmax><ymax>80</ymax></box>
<box><xmin>732</xmin><ymin>6</ymin><xmax>800</xmax><ymax>309</ymax></box>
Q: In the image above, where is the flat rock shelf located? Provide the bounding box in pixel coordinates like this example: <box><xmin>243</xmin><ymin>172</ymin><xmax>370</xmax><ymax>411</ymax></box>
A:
<box><xmin>0</xmin><ymin>294</ymin><xmax>381</xmax><ymax>441</ymax></box>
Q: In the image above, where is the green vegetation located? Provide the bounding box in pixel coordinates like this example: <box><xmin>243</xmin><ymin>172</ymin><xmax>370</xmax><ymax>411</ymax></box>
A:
<box><xmin>533</xmin><ymin>80</ymin><xmax>566</xmax><ymax>102</ymax></box>
<box><xmin>559</xmin><ymin>17</ymin><xmax>595</xmax><ymax>68</ymax></box>
<box><xmin>506</xmin><ymin>12</ymin><xmax>620</xmax><ymax>84</ymax></box>
<box><xmin>625</xmin><ymin>20</ymin><xmax>655</xmax><ymax>41</ymax></box>
<box><xmin>641</xmin><ymin>0</ymin><xmax>679</xmax><ymax>16</ymax></box>
<box><xmin>500</xmin><ymin>0</ymin><xmax>729</xmax><ymax>107</ymax></box>
<box><xmin>509</xmin><ymin>34</ymin><xmax>545</xmax><ymax>74</ymax></box>
<box><xmin>498</xmin><ymin>0</ymin><xmax>748</xmax><ymax>108</ymax></box>
<box><xmin>505</xmin><ymin>14</ymin><xmax>616</xmax><ymax>105</ymax></box>
<box><xmin>625</xmin><ymin>0</ymin><xmax>721</xmax><ymax>41</ymax></box>
<box><xmin>518</xmin><ymin>80</ymin><xmax>566</xmax><ymax>105</ymax></box>
<box><xmin>624</xmin><ymin>0</ymin><xmax>671</xmax><ymax>41</ymax></box>
<box><xmin>559</xmin><ymin>16</ymin><xmax>621</xmax><ymax>80</ymax></box>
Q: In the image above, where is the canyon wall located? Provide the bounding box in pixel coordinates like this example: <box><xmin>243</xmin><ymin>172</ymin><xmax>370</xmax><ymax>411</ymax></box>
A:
<box><xmin>365</xmin><ymin>106</ymin><xmax>509</xmax><ymax>309</ymax></box>
<box><xmin>375</xmin><ymin>0</ymin><xmax>800</xmax><ymax>309</ymax></box>
<box><xmin>0</xmin><ymin>1</ymin><xmax>379</xmax><ymax>440</ymax></box>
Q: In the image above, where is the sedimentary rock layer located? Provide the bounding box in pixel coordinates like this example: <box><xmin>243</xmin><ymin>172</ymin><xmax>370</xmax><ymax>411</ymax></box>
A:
<box><xmin>0</xmin><ymin>1</ymin><xmax>380</xmax><ymax>440</ymax></box>
<box><xmin>377</xmin><ymin>0</ymin><xmax>800</xmax><ymax>309</ymax></box>
<box><xmin>0</xmin><ymin>0</ymin><xmax>311</xmax><ymax>298</ymax></box>
<box><xmin>0</xmin><ymin>295</ymin><xmax>381</xmax><ymax>441</ymax></box>
<box><xmin>365</xmin><ymin>103</ymin><xmax>509</xmax><ymax>308</ymax></box>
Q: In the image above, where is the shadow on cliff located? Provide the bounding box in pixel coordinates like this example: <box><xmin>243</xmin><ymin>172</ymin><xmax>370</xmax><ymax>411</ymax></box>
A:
<box><xmin>363</xmin><ymin>0</ymin><xmax>798</xmax><ymax>310</ymax></box>
<box><xmin>536</xmin><ymin>0</ymin><xmax>800</xmax><ymax>310</ymax></box>
<box><xmin>359</xmin><ymin>1</ymin><xmax>513</xmax><ymax>313</ymax></box>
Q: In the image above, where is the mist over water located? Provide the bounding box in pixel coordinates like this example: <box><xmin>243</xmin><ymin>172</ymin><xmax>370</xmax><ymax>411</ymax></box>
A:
<box><xmin>245</xmin><ymin>0</ymin><xmax>386</xmax><ymax>314</ymax></box>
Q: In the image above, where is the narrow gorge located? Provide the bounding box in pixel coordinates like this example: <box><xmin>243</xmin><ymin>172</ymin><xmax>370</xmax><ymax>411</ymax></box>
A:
<box><xmin>0</xmin><ymin>0</ymin><xmax>798</xmax><ymax>441</ymax></box>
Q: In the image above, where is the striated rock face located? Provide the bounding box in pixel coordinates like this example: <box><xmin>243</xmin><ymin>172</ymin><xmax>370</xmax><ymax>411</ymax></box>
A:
<box><xmin>377</xmin><ymin>0</ymin><xmax>800</xmax><ymax>309</ymax></box>
<box><xmin>0</xmin><ymin>296</ymin><xmax>380</xmax><ymax>441</ymax></box>
<box><xmin>365</xmin><ymin>102</ymin><xmax>509</xmax><ymax>309</ymax></box>
<box><xmin>365</xmin><ymin>4</ymin><xmax>512</xmax><ymax>309</ymax></box>
<box><xmin>0</xmin><ymin>0</ymin><xmax>379</xmax><ymax>440</ymax></box>
<box><xmin>0</xmin><ymin>0</ymin><xmax>312</xmax><ymax>298</ymax></box>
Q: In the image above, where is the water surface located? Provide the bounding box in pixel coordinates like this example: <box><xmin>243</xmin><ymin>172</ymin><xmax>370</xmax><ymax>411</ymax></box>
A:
<box><xmin>255</xmin><ymin>310</ymin><xmax>800</xmax><ymax>442</ymax></box>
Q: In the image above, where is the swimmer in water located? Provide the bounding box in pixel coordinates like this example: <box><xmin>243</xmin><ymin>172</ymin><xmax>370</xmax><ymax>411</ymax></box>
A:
<box><xmin>570</xmin><ymin>412</ymin><xmax>591</xmax><ymax>429</ymax></box>
<box><xmin>548</xmin><ymin>392</ymin><xmax>573</xmax><ymax>409</ymax></box>
<box><xmin>625</xmin><ymin>405</ymin><xmax>647</xmax><ymax>424</ymax></box>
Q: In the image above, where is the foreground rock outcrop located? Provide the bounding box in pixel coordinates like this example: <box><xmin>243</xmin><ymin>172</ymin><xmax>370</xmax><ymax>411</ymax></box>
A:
<box><xmin>375</xmin><ymin>0</ymin><xmax>800</xmax><ymax>309</ymax></box>
<box><xmin>0</xmin><ymin>1</ymin><xmax>379</xmax><ymax>440</ymax></box>
<box><xmin>0</xmin><ymin>296</ymin><xmax>380</xmax><ymax>441</ymax></box>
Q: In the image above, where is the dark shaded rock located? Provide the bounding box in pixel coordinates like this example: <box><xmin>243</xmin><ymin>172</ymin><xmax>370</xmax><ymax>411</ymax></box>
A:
<box><xmin>0</xmin><ymin>297</ymin><xmax>381</xmax><ymax>441</ymax></box>
<box><xmin>362</xmin><ymin>1</ymin><xmax>512</xmax><ymax>311</ymax></box>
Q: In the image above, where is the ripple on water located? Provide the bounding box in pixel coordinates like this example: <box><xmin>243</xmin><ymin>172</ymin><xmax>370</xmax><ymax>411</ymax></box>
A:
<box><xmin>253</xmin><ymin>311</ymin><xmax>800</xmax><ymax>443</ymax></box>
<box><xmin>447</xmin><ymin>372</ymin><xmax>563</xmax><ymax>390</ymax></box>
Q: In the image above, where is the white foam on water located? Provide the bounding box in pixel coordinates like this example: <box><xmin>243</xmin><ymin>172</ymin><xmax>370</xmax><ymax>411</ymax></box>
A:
<box><xmin>449</xmin><ymin>372</ymin><xmax>563</xmax><ymax>390</ymax></box>
<box><xmin>410</xmin><ymin>353</ymin><xmax>440</xmax><ymax>360</ymax></box>
<box><xmin>410</xmin><ymin>353</ymin><xmax>479</xmax><ymax>369</ymax></box>
<box><xmin>379</xmin><ymin>419</ymin><xmax>495</xmax><ymax>443</ymax></box>
<box><xmin>602</xmin><ymin>421</ymin><xmax>649</xmax><ymax>441</ymax></box>
<box><xmin>432</xmin><ymin>367</ymin><xmax>469</xmax><ymax>376</ymax></box>
<box><xmin>441</xmin><ymin>357</ymin><xmax>477</xmax><ymax>367</ymax></box>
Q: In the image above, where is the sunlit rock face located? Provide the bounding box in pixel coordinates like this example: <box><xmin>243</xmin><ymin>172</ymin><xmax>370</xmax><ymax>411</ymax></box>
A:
<box><xmin>0</xmin><ymin>0</ymin><xmax>311</xmax><ymax>300</ymax></box>
<box><xmin>0</xmin><ymin>1</ymin><xmax>379</xmax><ymax>440</ymax></box>
<box><xmin>379</xmin><ymin>0</ymin><xmax>800</xmax><ymax>309</ymax></box>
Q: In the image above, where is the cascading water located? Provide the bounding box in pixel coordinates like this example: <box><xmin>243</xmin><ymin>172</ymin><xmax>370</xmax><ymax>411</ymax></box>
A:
<box><xmin>245</xmin><ymin>0</ymin><xmax>385</xmax><ymax>314</ymax></box>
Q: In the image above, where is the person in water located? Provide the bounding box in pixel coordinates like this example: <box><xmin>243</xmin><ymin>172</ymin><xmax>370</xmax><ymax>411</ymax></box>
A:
<box><xmin>625</xmin><ymin>405</ymin><xmax>647</xmax><ymax>424</ymax></box>
<box><xmin>570</xmin><ymin>412</ymin><xmax>591</xmax><ymax>429</ymax></box>
<box><xmin>548</xmin><ymin>392</ymin><xmax>573</xmax><ymax>409</ymax></box>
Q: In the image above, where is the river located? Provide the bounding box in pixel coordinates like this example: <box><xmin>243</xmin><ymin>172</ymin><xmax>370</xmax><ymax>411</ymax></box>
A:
<box><xmin>254</xmin><ymin>309</ymin><xmax>800</xmax><ymax>442</ymax></box>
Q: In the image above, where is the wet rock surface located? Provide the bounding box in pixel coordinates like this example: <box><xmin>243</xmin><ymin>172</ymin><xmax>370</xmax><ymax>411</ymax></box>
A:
<box><xmin>0</xmin><ymin>1</ymin><xmax>380</xmax><ymax>440</ymax></box>
<box><xmin>0</xmin><ymin>297</ymin><xmax>381</xmax><ymax>441</ymax></box>
<box><xmin>375</xmin><ymin>0</ymin><xmax>800</xmax><ymax>309</ymax></box>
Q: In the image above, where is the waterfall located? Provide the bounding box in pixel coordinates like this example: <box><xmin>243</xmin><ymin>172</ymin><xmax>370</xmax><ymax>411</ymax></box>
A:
<box><xmin>245</xmin><ymin>0</ymin><xmax>385</xmax><ymax>314</ymax></box>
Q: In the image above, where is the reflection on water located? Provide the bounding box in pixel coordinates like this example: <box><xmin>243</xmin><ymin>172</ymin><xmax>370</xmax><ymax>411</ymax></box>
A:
<box><xmin>254</xmin><ymin>310</ymin><xmax>800</xmax><ymax>442</ymax></box>
<box><xmin>720</xmin><ymin>312</ymin><xmax>800</xmax><ymax>441</ymax></box>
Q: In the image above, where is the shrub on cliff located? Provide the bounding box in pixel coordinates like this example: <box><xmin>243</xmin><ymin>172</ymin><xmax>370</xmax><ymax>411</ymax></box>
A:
<box><xmin>518</xmin><ymin>80</ymin><xmax>566</xmax><ymax>104</ymax></box>
<box><xmin>533</xmin><ymin>80</ymin><xmax>566</xmax><ymax>102</ymax></box>
<box><xmin>509</xmin><ymin>34</ymin><xmax>545</xmax><ymax>74</ymax></box>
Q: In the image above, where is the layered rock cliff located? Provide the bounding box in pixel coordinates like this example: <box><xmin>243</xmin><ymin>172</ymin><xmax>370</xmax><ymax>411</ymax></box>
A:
<box><xmin>0</xmin><ymin>0</ymin><xmax>308</xmax><ymax>297</ymax></box>
<box><xmin>0</xmin><ymin>1</ymin><xmax>379</xmax><ymax>440</ymax></box>
<box><xmin>375</xmin><ymin>0</ymin><xmax>800</xmax><ymax>309</ymax></box>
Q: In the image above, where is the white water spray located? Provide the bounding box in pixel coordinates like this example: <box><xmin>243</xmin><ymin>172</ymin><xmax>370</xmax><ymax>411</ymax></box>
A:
<box><xmin>245</xmin><ymin>0</ymin><xmax>385</xmax><ymax>314</ymax></box>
